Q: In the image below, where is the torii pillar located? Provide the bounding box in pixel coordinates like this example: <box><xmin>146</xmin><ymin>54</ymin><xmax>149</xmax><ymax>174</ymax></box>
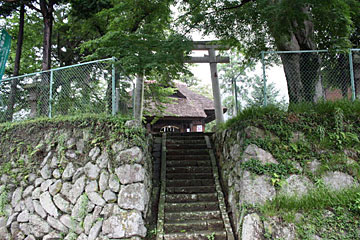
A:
<box><xmin>185</xmin><ymin>41</ymin><xmax>230</xmax><ymax>125</ymax></box>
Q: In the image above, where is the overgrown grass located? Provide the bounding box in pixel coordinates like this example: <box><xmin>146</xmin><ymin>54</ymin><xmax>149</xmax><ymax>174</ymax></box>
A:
<box><xmin>261</xmin><ymin>186</ymin><xmax>360</xmax><ymax>215</ymax></box>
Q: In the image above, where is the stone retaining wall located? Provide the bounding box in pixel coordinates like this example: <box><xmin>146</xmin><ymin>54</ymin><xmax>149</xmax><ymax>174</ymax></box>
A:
<box><xmin>213</xmin><ymin>126</ymin><xmax>359</xmax><ymax>239</ymax></box>
<box><xmin>0</xmin><ymin>120</ymin><xmax>152</xmax><ymax>240</ymax></box>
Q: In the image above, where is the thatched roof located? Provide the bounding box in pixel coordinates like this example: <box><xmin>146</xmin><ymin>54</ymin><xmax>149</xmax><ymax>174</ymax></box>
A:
<box><xmin>145</xmin><ymin>82</ymin><xmax>220</xmax><ymax>121</ymax></box>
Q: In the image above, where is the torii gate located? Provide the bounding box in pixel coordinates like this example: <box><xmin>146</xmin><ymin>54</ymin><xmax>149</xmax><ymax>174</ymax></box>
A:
<box><xmin>185</xmin><ymin>41</ymin><xmax>230</xmax><ymax>125</ymax></box>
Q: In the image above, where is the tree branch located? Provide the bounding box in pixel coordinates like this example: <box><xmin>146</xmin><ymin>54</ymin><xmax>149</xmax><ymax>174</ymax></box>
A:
<box><xmin>25</xmin><ymin>3</ymin><xmax>41</xmax><ymax>13</ymax></box>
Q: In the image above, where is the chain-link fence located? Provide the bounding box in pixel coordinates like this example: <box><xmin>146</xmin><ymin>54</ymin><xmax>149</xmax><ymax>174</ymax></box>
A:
<box><xmin>0</xmin><ymin>58</ymin><xmax>134</xmax><ymax>122</ymax></box>
<box><xmin>231</xmin><ymin>49</ymin><xmax>360</xmax><ymax>111</ymax></box>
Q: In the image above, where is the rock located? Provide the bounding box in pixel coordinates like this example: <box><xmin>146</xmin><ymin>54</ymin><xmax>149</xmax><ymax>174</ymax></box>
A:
<box><xmin>118</xmin><ymin>183</ymin><xmax>148</xmax><ymax>212</ymax></box>
<box><xmin>11</xmin><ymin>187</ymin><xmax>23</xmax><ymax>208</ymax></box>
<box><xmin>112</xmin><ymin>142</ymin><xmax>126</xmax><ymax>154</ymax></box>
<box><xmin>68</xmin><ymin>176</ymin><xmax>86</xmax><ymax>204</ymax></box>
<box><xmin>241</xmin><ymin>213</ymin><xmax>263</xmax><ymax>240</ymax></box>
<box><xmin>50</xmin><ymin>156</ymin><xmax>59</xmax><ymax>169</ymax></box>
<box><xmin>102</xmin><ymin>210</ymin><xmax>146</xmax><ymax>238</ymax></box>
<box><xmin>97</xmin><ymin>151</ymin><xmax>109</xmax><ymax>169</ymax></box>
<box><xmin>66</xmin><ymin>137</ymin><xmax>76</xmax><ymax>148</ymax></box>
<box><xmin>32</xmin><ymin>187</ymin><xmax>41</xmax><ymax>200</ymax></box>
<box><xmin>33</xmin><ymin>200</ymin><xmax>47</xmax><ymax>219</ymax></box>
<box><xmin>88</xmin><ymin>192</ymin><xmax>106</xmax><ymax>207</ymax></box>
<box><xmin>40</xmin><ymin>192</ymin><xmax>59</xmax><ymax>217</ymax></box>
<box><xmin>308</xmin><ymin>159</ymin><xmax>321</xmax><ymax>174</ymax></box>
<box><xmin>53</xmin><ymin>194</ymin><xmax>71</xmax><ymax>214</ymax></box>
<box><xmin>73</xmin><ymin>168</ymin><xmax>84</xmax><ymax>183</ymax></box>
<box><xmin>125</xmin><ymin>119</ymin><xmax>141</xmax><ymax>128</ymax></box>
<box><xmin>41</xmin><ymin>179</ymin><xmax>54</xmax><ymax>192</ymax></box>
<box><xmin>116</xmin><ymin>147</ymin><xmax>144</xmax><ymax>165</ymax></box>
<box><xmin>52</xmin><ymin>169</ymin><xmax>61</xmax><ymax>179</ymax></box>
<box><xmin>17</xmin><ymin>210</ymin><xmax>30</xmax><ymax>223</ymax></box>
<box><xmin>41</xmin><ymin>152</ymin><xmax>52</xmax><ymax>167</ymax></box>
<box><xmin>0</xmin><ymin>217</ymin><xmax>6</xmax><ymax>228</ymax></box>
<box><xmin>14</xmin><ymin>200</ymin><xmax>25</xmax><ymax>212</ymax></box>
<box><xmin>77</xmin><ymin>233</ymin><xmax>88</xmax><ymax>240</ymax></box>
<box><xmin>88</xmin><ymin>220</ymin><xmax>103</xmax><ymax>240</ymax></box>
<box><xmin>115</xmin><ymin>164</ymin><xmax>145</xmax><ymax>185</ymax></box>
<box><xmin>28</xmin><ymin>174</ymin><xmax>37</xmax><ymax>184</ymax></box>
<box><xmin>28</xmin><ymin>214</ymin><xmax>51</xmax><ymax>238</ymax></box>
<box><xmin>290</xmin><ymin>131</ymin><xmax>305</xmax><ymax>142</ymax></box>
<box><xmin>47</xmin><ymin>216</ymin><xmax>68</xmax><ymax>233</ymax></box>
<box><xmin>65</xmin><ymin>150</ymin><xmax>77</xmax><ymax>159</ymax></box>
<box><xmin>60</xmin><ymin>214</ymin><xmax>83</xmax><ymax>235</ymax></box>
<box><xmin>64</xmin><ymin>232</ymin><xmax>78</xmax><ymax>240</ymax></box>
<box><xmin>84</xmin><ymin>162</ymin><xmax>100</xmax><ymax>180</ymax></box>
<box><xmin>76</xmin><ymin>139</ymin><xmax>85</xmax><ymax>154</ymax></box>
<box><xmin>19</xmin><ymin>222</ymin><xmax>30</xmax><ymax>235</ymax></box>
<box><xmin>6</xmin><ymin>213</ymin><xmax>18</xmax><ymax>227</ymax></box>
<box><xmin>72</xmin><ymin>194</ymin><xmax>89</xmax><ymax>221</ymax></box>
<box><xmin>103</xmin><ymin>190</ymin><xmax>117</xmax><ymax>203</ymax></box>
<box><xmin>242</xmin><ymin>144</ymin><xmax>278</xmax><ymax>164</ymax></box>
<box><xmin>101</xmin><ymin>204</ymin><xmax>123</xmax><ymax>218</ymax></box>
<box><xmin>109</xmin><ymin>174</ymin><xmax>120</xmax><ymax>192</ymax></box>
<box><xmin>49</xmin><ymin>180</ymin><xmax>62</xmax><ymax>196</ymax></box>
<box><xmin>34</xmin><ymin>178</ymin><xmax>44</xmax><ymax>187</ymax></box>
<box><xmin>99</xmin><ymin>171</ymin><xmax>109</xmax><ymax>192</ymax></box>
<box><xmin>22</xmin><ymin>186</ymin><xmax>34</xmax><ymax>198</ymax></box>
<box><xmin>84</xmin><ymin>215</ymin><xmax>94</xmax><ymax>234</ymax></box>
<box><xmin>24</xmin><ymin>235</ymin><xmax>35</xmax><ymax>240</ymax></box>
<box><xmin>43</xmin><ymin>231</ymin><xmax>63</xmax><ymax>240</ymax></box>
<box><xmin>322</xmin><ymin>171</ymin><xmax>358</xmax><ymax>191</ymax></box>
<box><xmin>85</xmin><ymin>180</ymin><xmax>98</xmax><ymax>193</ymax></box>
<box><xmin>230</xmin><ymin>144</ymin><xmax>242</xmax><ymax>160</ymax></box>
<box><xmin>25</xmin><ymin>197</ymin><xmax>34</xmax><ymax>213</ymax></box>
<box><xmin>264</xmin><ymin>216</ymin><xmax>296</xmax><ymax>240</ymax></box>
<box><xmin>40</xmin><ymin>164</ymin><xmax>52</xmax><ymax>180</ymax></box>
<box><xmin>62</xmin><ymin>163</ymin><xmax>75</xmax><ymax>181</ymax></box>
<box><xmin>239</xmin><ymin>171</ymin><xmax>276</xmax><ymax>205</ymax></box>
<box><xmin>89</xmin><ymin>147</ymin><xmax>101</xmax><ymax>161</ymax></box>
<box><xmin>61</xmin><ymin>182</ymin><xmax>73</xmax><ymax>201</ymax></box>
<box><xmin>0</xmin><ymin>226</ymin><xmax>10</xmax><ymax>240</ymax></box>
<box><xmin>279</xmin><ymin>175</ymin><xmax>314</xmax><ymax>197</ymax></box>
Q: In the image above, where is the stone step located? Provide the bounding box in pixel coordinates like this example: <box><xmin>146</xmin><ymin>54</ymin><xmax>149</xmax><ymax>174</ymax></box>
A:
<box><xmin>165</xmin><ymin>201</ymin><xmax>219</xmax><ymax>212</ymax></box>
<box><xmin>166</xmin><ymin>173</ymin><xmax>213</xmax><ymax>180</ymax></box>
<box><xmin>166</xmin><ymin>193</ymin><xmax>218</xmax><ymax>203</ymax></box>
<box><xmin>167</xmin><ymin>139</ymin><xmax>206</xmax><ymax>145</ymax></box>
<box><xmin>167</xmin><ymin>155</ymin><xmax>210</xmax><ymax>161</ymax></box>
<box><xmin>166</xmin><ymin>166</ymin><xmax>212</xmax><ymax>174</ymax></box>
<box><xmin>164</xmin><ymin>231</ymin><xmax>227</xmax><ymax>240</ymax></box>
<box><xmin>167</xmin><ymin>136</ymin><xmax>205</xmax><ymax>140</ymax></box>
<box><xmin>166</xmin><ymin>186</ymin><xmax>216</xmax><ymax>194</ymax></box>
<box><xmin>166</xmin><ymin>144</ymin><xmax>208</xmax><ymax>149</ymax></box>
<box><xmin>165</xmin><ymin>210</ymin><xmax>222</xmax><ymax>222</ymax></box>
<box><xmin>167</xmin><ymin>160</ymin><xmax>211</xmax><ymax>167</ymax></box>
<box><xmin>164</xmin><ymin>219</ymin><xmax>224</xmax><ymax>233</ymax></box>
<box><xmin>167</xmin><ymin>149</ymin><xmax>209</xmax><ymax>155</ymax></box>
<box><xmin>167</xmin><ymin>179</ymin><xmax>215</xmax><ymax>187</ymax></box>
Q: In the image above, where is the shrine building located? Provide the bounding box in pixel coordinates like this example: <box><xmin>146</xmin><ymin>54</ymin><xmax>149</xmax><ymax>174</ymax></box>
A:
<box><xmin>143</xmin><ymin>82</ymin><xmax>226</xmax><ymax>133</ymax></box>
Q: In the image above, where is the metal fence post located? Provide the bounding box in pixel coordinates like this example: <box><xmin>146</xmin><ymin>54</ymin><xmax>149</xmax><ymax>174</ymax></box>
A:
<box><xmin>349</xmin><ymin>49</ymin><xmax>356</xmax><ymax>101</ymax></box>
<box><xmin>233</xmin><ymin>77</ymin><xmax>239</xmax><ymax>116</ymax></box>
<box><xmin>48</xmin><ymin>70</ymin><xmax>53</xmax><ymax>118</ymax></box>
<box><xmin>261</xmin><ymin>51</ymin><xmax>267</xmax><ymax>106</ymax></box>
<box><xmin>112</xmin><ymin>57</ymin><xmax>116</xmax><ymax>115</ymax></box>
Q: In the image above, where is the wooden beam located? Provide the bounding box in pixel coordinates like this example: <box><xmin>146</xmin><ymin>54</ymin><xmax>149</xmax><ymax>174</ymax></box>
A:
<box><xmin>184</xmin><ymin>56</ymin><xmax>230</xmax><ymax>63</ymax></box>
<box><xmin>192</xmin><ymin>41</ymin><xmax>230</xmax><ymax>51</ymax></box>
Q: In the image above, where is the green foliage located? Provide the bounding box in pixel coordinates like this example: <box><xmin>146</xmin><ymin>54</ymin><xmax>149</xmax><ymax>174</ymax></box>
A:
<box><xmin>0</xmin><ymin>185</ymin><xmax>8</xmax><ymax>217</ymax></box>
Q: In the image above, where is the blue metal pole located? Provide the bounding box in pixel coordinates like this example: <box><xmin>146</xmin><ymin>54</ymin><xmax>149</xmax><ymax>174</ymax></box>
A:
<box><xmin>261</xmin><ymin>51</ymin><xmax>267</xmax><ymax>106</ymax></box>
<box><xmin>112</xmin><ymin>57</ymin><xmax>116</xmax><ymax>115</ymax></box>
<box><xmin>48</xmin><ymin>70</ymin><xmax>53</xmax><ymax>118</ymax></box>
<box><xmin>349</xmin><ymin>50</ymin><xmax>356</xmax><ymax>101</ymax></box>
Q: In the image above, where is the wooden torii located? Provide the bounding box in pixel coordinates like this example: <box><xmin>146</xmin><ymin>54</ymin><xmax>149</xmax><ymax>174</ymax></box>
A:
<box><xmin>185</xmin><ymin>41</ymin><xmax>230</xmax><ymax>124</ymax></box>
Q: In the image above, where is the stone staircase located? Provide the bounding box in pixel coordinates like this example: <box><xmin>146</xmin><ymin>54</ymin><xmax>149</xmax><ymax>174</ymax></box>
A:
<box><xmin>156</xmin><ymin>133</ymin><xmax>234</xmax><ymax>240</ymax></box>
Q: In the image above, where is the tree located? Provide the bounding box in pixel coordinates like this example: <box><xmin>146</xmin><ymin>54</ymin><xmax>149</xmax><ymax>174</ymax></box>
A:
<box><xmin>177</xmin><ymin>0</ymin><xmax>360</xmax><ymax>104</ymax></box>
<box><xmin>82</xmin><ymin>0</ymin><xmax>193</xmax><ymax>120</ymax></box>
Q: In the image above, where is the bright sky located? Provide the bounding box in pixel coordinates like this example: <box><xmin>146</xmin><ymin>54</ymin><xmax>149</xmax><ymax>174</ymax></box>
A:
<box><xmin>189</xmin><ymin>32</ymin><xmax>290</xmax><ymax>104</ymax></box>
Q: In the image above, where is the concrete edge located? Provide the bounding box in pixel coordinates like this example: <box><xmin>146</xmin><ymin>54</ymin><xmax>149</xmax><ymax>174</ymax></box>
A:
<box><xmin>205</xmin><ymin>135</ymin><xmax>235</xmax><ymax>240</ymax></box>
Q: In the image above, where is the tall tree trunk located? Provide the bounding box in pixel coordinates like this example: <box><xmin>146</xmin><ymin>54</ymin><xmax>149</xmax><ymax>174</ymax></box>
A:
<box><xmin>134</xmin><ymin>74</ymin><xmax>144</xmax><ymax>120</ymax></box>
<box><xmin>6</xmin><ymin>3</ymin><xmax>25</xmax><ymax>121</ymax></box>
<box><xmin>274</xmin><ymin>5</ymin><xmax>324</xmax><ymax>104</ymax></box>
